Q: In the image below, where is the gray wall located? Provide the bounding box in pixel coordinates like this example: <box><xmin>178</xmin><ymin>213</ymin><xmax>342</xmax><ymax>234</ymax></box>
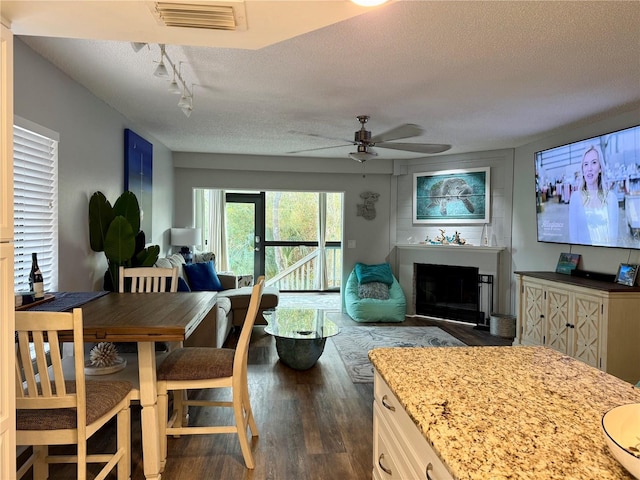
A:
<box><xmin>14</xmin><ymin>38</ymin><xmax>640</xmax><ymax>314</ymax></box>
<box><xmin>173</xmin><ymin>153</ymin><xmax>395</xmax><ymax>291</ymax></box>
<box><xmin>511</xmin><ymin>107</ymin><xmax>640</xmax><ymax>311</ymax></box>
<box><xmin>392</xmin><ymin>149</ymin><xmax>515</xmax><ymax>315</ymax></box>
<box><xmin>13</xmin><ymin>38</ymin><xmax>175</xmax><ymax>291</ymax></box>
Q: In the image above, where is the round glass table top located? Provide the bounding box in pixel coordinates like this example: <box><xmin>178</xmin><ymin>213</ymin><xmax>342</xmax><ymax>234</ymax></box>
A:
<box><xmin>263</xmin><ymin>308</ymin><xmax>340</xmax><ymax>339</ymax></box>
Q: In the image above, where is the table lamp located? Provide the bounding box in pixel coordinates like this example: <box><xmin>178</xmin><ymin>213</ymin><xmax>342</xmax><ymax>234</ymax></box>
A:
<box><xmin>171</xmin><ymin>227</ymin><xmax>201</xmax><ymax>263</ymax></box>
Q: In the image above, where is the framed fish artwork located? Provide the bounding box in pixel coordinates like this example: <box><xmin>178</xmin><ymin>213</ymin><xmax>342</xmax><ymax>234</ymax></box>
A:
<box><xmin>413</xmin><ymin>167</ymin><xmax>490</xmax><ymax>224</ymax></box>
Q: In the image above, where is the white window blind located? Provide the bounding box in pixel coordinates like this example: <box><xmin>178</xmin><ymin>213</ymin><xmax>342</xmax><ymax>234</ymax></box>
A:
<box><xmin>13</xmin><ymin>119</ymin><xmax>59</xmax><ymax>293</ymax></box>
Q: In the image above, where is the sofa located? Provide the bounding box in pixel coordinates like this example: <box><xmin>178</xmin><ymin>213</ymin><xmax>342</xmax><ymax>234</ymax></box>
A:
<box><xmin>155</xmin><ymin>253</ymin><xmax>279</xmax><ymax>348</ymax></box>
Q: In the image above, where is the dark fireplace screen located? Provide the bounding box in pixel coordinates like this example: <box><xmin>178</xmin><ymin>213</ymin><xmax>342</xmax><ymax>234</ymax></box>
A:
<box><xmin>415</xmin><ymin>263</ymin><xmax>482</xmax><ymax>323</ymax></box>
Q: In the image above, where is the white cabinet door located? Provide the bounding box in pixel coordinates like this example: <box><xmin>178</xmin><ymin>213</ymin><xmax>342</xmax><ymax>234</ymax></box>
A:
<box><xmin>545</xmin><ymin>285</ymin><xmax>571</xmax><ymax>353</ymax></box>
<box><xmin>571</xmin><ymin>292</ymin><xmax>602</xmax><ymax>368</ymax></box>
<box><xmin>0</xmin><ymin>22</ymin><xmax>15</xmax><ymax>480</ymax></box>
<box><xmin>0</xmin><ymin>23</ymin><xmax>13</xmax><ymax>241</ymax></box>
<box><xmin>520</xmin><ymin>279</ymin><xmax>545</xmax><ymax>345</ymax></box>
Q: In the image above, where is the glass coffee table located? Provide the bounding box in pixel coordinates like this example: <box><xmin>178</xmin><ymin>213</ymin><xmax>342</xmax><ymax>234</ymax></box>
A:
<box><xmin>263</xmin><ymin>308</ymin><xmax>340</xmax><ymax>370</ymax></box>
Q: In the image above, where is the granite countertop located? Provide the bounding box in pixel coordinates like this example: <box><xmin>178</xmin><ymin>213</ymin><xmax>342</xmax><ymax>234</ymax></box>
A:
<box><xmin>369</xmin><ymin>346</ymin><xmax>640</xmax><ymax>480</ymax></box>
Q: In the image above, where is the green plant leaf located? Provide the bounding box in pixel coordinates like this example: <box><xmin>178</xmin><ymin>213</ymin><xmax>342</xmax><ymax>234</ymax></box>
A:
<box><xmin>135</xmin><ymin>245</ymin><xmax>160</xmax><ymax>267</ymax></box>
<box><xmin>113</xmin><ymin>191</ymin><xmax>141</xmax><ymax>234</ymax></box>
<box><xmin>104</xmin><ymin>216</ymin><xmax>136</xmax><ymax>264</ymax></box>
<box><xmin>88</xmin><ymin>191</ymin><xmax>114</xmax><ymax>252</ymax></box>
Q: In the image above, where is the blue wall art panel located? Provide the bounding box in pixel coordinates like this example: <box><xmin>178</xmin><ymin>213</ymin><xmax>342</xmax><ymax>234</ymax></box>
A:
<box><xmin>124</xmin><ymin>128</ymin><xmax>153</xmax><ymax>238</ymax></box>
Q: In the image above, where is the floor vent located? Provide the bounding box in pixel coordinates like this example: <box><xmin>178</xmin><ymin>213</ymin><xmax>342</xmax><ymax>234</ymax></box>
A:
<box><xmin>153</xmin><ymin>2</ymin><xmax>247</xmax><ymax>31</ymax></box>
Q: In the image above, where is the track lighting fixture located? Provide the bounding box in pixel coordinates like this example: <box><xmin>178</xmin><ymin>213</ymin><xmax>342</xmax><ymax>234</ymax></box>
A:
<box><xmin>153</xmin><ymin>45</ymin><xmax>169</xmax><ymax>77</ymax></box>
<box><xmin>134</xmin><ymin>44</ymin><xmax>194</xmax><ymax>117</ymax></box>
<box><xmin>168</xmin><ymin>66</ymin><xmax>182</xmax><ymax>94</ymax></box>
<box><xmin>131</xmin><ymin>42</ymin><xmax>147</xmax><ymax>53</ymax></box>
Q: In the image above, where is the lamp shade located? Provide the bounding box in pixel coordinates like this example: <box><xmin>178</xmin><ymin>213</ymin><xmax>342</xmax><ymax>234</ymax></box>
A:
<box><xmin>171</xmin><ymin>227</ymin><xmax>201</xmax><ymax>247</ymax></box>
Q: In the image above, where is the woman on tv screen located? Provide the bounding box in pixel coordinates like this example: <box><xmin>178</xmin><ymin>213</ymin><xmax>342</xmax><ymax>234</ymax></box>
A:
<box><xmin>535</xmin><ymin>124</ymin><xmax>640</xmax><ymax>250</ymax></box>
<box><xmin>569</xmin><ymin>145</ymin><xmax>619</xmax><ymax>246</ymax></box>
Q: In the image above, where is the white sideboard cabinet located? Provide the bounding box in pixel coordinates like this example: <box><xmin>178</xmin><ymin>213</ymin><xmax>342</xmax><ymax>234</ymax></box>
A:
<box><xmin>515</xmin><ymin>271</ymin><xmax>640</xmax><ymax>384</ymax></box>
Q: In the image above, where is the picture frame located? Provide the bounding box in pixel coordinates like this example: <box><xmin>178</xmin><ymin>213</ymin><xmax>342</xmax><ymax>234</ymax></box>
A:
<box><xmin>615</xmin><ymin>263</ymin><xmax>638</xmax><ymax>287</ymax></box>
<box><xmin>413</xmin><ymin>167</ymin><xmax>490</xmax><ymax>224</ymax></box>
<box><xmin>555</xmin><ymin>252</ymin><xmax>581</xmax><ymax>275</ymax></box>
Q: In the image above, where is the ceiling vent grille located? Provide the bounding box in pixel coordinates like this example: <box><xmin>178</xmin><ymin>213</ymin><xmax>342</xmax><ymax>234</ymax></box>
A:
<box><xmin>154</xmin><ymin>2</ymin><xmax>246</xmax><ymax>31</ymax></box>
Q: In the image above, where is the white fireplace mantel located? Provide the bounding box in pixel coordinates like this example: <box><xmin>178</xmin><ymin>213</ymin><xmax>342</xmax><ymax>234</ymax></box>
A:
<box><xmin>394</xmin><ymin>244</ymin><xmax>505</xmax><ymax>316</ymax></box>
<box><xmin>395</xmin><ymin>244</ymin><xmax>505</xmax><ymax>254</ymax></box>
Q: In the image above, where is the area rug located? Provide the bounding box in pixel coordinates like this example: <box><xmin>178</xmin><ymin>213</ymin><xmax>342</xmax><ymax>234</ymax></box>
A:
<box><xmin>331</xmin><ymin>326</ymin><xmax>467</xmax><ymax>383</ymax></box>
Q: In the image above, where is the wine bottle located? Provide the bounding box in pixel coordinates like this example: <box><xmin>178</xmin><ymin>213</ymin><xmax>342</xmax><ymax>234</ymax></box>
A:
<box><xmin>29</xmin><ymin>252</ymin><xmax>45</xmax><ymax>299</ymax></box>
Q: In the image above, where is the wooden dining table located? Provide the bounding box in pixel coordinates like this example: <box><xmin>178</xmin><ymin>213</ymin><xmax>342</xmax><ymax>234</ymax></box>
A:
<box><xmin>58</xmin><ymin>291</ymin><xmax>218</xmax><ymax>480</ymax></box>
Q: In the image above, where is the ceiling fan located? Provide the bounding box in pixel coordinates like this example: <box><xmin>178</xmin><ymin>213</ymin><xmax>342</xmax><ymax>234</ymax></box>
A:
<box><xmin>288</xmin><ymin>115</ymin><xmax>451</xmax><ymax>162</ymax></box>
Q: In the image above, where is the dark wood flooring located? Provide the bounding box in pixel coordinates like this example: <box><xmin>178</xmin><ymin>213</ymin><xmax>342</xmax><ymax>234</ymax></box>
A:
<box><xmin>24</xmin><ymin>296</ymin><xmax>512</xmax><ymax>479</ymax></box>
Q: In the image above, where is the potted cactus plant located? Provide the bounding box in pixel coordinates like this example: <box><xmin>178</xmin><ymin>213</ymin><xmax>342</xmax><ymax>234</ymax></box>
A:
<box><xmin>89</xmin><ymin>191</ymin><xmax>159</xmax><ymax>291</ymax></box>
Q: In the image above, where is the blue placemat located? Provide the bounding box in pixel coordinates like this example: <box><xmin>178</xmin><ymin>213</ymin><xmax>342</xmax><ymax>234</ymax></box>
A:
<box><xmin>27</xmin><ymin>291</ymin><xmax>110</xmax><ymax>311</ymax></box>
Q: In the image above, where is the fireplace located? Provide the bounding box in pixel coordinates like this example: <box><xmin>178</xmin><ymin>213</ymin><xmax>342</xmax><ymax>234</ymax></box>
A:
<box><xmin>415</xmin><ymin>263</ymin><xmax>483</xmax><ymax>323</ymax></box>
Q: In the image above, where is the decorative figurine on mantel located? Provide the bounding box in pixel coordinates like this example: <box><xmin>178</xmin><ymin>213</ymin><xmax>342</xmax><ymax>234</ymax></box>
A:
<box><xmin>423</xmin><ymin>228</ymin><xmax>467</xmax><ymax>245</ymax></box>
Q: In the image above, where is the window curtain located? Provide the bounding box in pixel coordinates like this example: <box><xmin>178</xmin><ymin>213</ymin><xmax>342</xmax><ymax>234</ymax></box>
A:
<box><xmin>316</xmin><ymin>193</ymin><xmax>327</xmax><ymax>290</ymax></box>
<box><xmin>195</xmin><ymin>189</ymin><xmax>228</xmax><ymax>272</ymax></box>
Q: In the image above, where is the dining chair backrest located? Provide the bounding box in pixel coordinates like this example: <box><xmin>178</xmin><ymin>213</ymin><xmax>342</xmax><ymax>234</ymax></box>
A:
<box><xmin>119</xmin><ymin>266</ymin><xmax>179</xmax><ymax>293</ymax></box>
<box><xmin>233</xmin><ymin>276</ymin><xmax>265</xmax><ymax>378</ymax></box>
<box><xmin>15</xmin><ymin>308</ymin><xmax>85</xmax><ymax>413</ymax></box>
<box><xmin>14</xmin><ymin>308</ymin><xmax>132</xmax><ymax>480</ymax></box>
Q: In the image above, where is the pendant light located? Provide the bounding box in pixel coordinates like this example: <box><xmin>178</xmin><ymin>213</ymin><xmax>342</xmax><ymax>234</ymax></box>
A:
<box><xmin>153</xmin><ymin>44</ymin><xmax>169</xmax><ymax>77</ymax></box>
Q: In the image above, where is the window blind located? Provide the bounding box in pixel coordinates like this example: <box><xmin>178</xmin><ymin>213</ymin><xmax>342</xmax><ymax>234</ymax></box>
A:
<box><xmin>13</xmin><ymin>121</ymin><xmax>59</xmax><ymax>293</ymax></box>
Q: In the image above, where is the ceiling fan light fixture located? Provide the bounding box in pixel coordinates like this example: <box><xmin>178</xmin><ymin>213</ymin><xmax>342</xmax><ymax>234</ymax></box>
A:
<box><xmin>349</xmin><ymin>148</ymin><xmax>377</xmax><ymax>163</ymax></box>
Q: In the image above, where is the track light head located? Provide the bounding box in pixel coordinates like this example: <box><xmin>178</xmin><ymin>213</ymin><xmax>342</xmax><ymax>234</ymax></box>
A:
<box><xmin>131</xmin><ymin>42</ymin><xmax>147</xmax><ymax>53</ymax></box>
<box><xmin>178</xmin><ymin>94</ymin><xmax>191</xmax><ymax>108</ymax></box>
<box><xmin>181</xmin><ymin>105</ymin><xmax>193</xmax><ymax>117</ymax></box>
<box><xmin>154</xmin><ymin>61</ymin><xmax>169</xmax><ymax>78</ymax></box>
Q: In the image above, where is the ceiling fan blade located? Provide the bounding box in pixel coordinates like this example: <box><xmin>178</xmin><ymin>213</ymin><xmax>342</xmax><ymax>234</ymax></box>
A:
<box><xmin>286</xmin><ymin>143</ymin><xmax>352</xmax><ymax>154</ymax></box>
<box><xmin>370</xmin><ymin>124</ymin><xmax>424</xmax><ymax>143</ymax></box>
<box><xmin>288</xmin><ymin>130</ymin><xmax>352</xmax><ymax>144</ymax></box>
<box><xmin>376</xmin><ymin>142</ymin><xmax>452</xmax><ymax>154</ymax></box>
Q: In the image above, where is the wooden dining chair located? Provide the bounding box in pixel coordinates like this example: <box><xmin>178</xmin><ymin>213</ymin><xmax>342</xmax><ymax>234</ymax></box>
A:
<box><xmin>118</xmin><ymin>266</ymin><xmax>179</xmax><ymax>293</ymax></box>
<box><xmin>156</xmin><ymin>277</ymin><xmax>265</xmax><ymax>469</ymax></box>
<box><xmin>15</xmin><ymin>308</ymin><xmax>133</xmax><ymax>480</ymax></box>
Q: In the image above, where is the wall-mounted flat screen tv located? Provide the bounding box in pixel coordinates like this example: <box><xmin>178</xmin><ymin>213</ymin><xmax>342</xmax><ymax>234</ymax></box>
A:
<box><xmin>535</xmin><ymin>124</ymin><xmax>640</xmax><ymax>250</ymax></box>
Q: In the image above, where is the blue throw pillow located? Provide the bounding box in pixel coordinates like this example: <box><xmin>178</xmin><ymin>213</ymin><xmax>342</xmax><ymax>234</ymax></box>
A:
<box><xmin>177</xmin><ymin>277</ymin><xmax>191</xmax><ymax>292</ymax></box>
<box><xmin>165</xmin><ymin>276</ymin><xmax>191</xmax><ymax>292</ymax></box>
<box><xmin>355</xmin><ymin>262</ymin><xmax>394</xmax><ymax>286</ymax></box>
<box><xmin>183</xmin><ymin>260</ymin><xmax>223</xmax><ymax>291</ymax></box>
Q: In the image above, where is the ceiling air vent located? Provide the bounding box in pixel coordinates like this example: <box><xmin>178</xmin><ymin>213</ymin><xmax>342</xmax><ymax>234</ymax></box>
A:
<box><xmin>153</xmin><ymin>2</ymin><xmax>247</xmax><ymax>31</ymax></box>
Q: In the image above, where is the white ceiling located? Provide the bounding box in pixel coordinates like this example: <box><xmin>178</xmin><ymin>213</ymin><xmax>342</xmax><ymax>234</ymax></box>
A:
<box><xmin>2</xmin><ymin>1</ymin><xmax>640</xmax><ymax>160</ymax></box>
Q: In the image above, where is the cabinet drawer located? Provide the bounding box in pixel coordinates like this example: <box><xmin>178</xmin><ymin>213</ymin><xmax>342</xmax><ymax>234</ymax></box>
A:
<box><xmin>375</xmin><ymin>372</ymin><xmax>453</xmax><ymax>480</ymax></box>
<box><xmin>373</xmin><ymin>403</ymin><xmax>412</xmax><ymax>480</ymax></box>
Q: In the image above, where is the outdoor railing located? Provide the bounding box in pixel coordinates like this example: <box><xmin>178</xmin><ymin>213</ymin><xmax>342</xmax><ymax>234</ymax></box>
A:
<box><xmin>267</xmin><ymin>246</ymin><xmax>341</xmax><ymax>291</ymax></box>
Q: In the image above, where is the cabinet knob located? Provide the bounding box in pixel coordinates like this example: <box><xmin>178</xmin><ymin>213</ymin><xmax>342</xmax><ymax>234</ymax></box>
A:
<box><xmin>570</xmin><ymin>324</ymin><xmax>575</xmax><ymax>329</ymax></box>
<box><xmin>565</xmin><ymin>323</ymin><xmax>571</xmax><ymax>328</ymax></box>
<box><xmin>378</xmin><ymin>453</ymin><xmax>392</xmax><ymax>476</ymax></box>
<box><xmin>426</xmin><ymin>462</ymin><xmax>434</xmax><ymax>480</ymax></box>
<box><xmin>381</xmin><ymin>395</ymin><xmax>396</xmax><ymax>412</ymax></box>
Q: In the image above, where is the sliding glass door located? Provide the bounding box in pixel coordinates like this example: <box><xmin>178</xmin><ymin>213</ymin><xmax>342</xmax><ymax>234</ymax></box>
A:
<box><xmin>195</xmin><ymin>189</ymin><xmax>342</xmax><ymax>291</ymax></box>
<box><xmin>225</xmin><ymin>192</ymin><xmax>265</xmax><ymax>280</ymax></box>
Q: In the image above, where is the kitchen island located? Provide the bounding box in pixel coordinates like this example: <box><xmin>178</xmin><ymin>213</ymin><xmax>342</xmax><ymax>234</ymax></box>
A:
<box><xmin>369</xmin><ymin>346</ymin><xmax>640</xmax><ymax>479</ymax></box>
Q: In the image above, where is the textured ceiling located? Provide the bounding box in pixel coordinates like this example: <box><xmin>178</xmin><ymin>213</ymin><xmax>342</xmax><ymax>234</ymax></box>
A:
<box><xmin>3</xmin><ymin>1</ymin><xmax>640</xmax><ymax>160</ymax></box>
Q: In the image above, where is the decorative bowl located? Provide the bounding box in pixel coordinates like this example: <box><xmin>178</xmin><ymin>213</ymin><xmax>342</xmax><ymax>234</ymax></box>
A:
<box><xmin>602</xmin><ymin>403</ymin><xmax>640</xmax><ymax>479</ymax></box>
